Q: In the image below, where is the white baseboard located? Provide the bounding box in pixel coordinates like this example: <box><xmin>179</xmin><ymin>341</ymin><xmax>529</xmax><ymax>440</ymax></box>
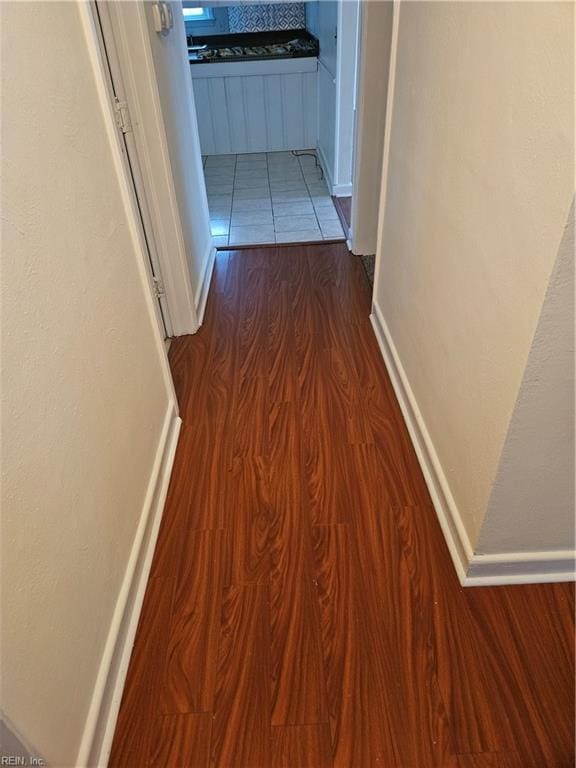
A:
<box><xmin>316</xmin><ymin>146</ymin><xmax>353</xmax><ymax>198</ymax></box>
<box><xmin>332</xmin><ymin>182</ymin><xmax>353</xmax><ymax>197</ymax></box>
<box><xmin>370</xmin><ymin>301</ymin><xmax>576</xmax><ymax>587</ymax></box>
<box><xmin>370</xmin><ymin>302</ymin><xmax>472</xmax><ymax>584</ymax></box>
<box><xmin>76</xmin><ymin>405</ymin><xmax>182</xmax><ymax>767</ymax></box>
<box><xmin>466</xmin><ymin>550</ymin><xmax>575</xmax><ymax>586</ymax></box>
<box><xmin>195</xmin><ymin>244</ymin><xmax>217</xmax><ymax>328</ymax></box>
<box><xmin>316</xmin><ymin>145</ymin><xmax>333</xmax><ymax>195</ymax></box>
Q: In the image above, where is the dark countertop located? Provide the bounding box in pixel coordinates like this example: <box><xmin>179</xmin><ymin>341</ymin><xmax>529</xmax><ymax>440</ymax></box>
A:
<box><xmin>188</xmin><ymin>29</ymin><xmax>319</xmax><ymax>64</ymax></box>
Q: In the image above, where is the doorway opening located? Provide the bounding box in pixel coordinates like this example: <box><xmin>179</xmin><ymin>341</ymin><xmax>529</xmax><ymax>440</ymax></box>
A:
<box><xmin>186</xmin><ymin>1</ymin><xmax>359</xmax><ymax>247</ymax></box>
<box><xmin>93</xmin><ymin>0</ymin><xmax>392</xmax><ymax>340</ymax></box>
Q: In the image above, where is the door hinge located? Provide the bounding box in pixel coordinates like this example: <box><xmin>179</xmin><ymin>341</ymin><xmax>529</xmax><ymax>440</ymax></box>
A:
<box><xmin>152</xmin><ymin>275</ymin><xmax>166</xmax><ymax>298</ymax></box>
<box><xmin>113</xmin><ymin>97</ymin><xmax>132</xmax><ymax>134</ymax></box>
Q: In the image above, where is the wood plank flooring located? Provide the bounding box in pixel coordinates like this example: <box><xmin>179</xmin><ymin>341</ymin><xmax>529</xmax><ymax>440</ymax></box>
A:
<box><xmin>110</xmin><ymin>244</ymin><xmax>575</xmax><ymax>768</ymax></box>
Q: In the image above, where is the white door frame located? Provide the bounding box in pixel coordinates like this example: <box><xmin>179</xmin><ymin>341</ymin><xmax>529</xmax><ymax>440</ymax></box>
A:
<box><xmin>349</xmin><ymin>0</ymin><xmax>364</xmax><ymax>252</ymax></box>
<box><xmin>94</xmin><ymin>0</ymin><xmax>173</xmax><ymax>337</ymax></box>
<box><xmin>80</xmin><ymin>1</ymin><xmax>179</xmax><ymax>403</ymax></box>
<box><xmin>94</xmin><ymin>0</ymin><xmax>201</xmax><ymax>337</ymax></box>
<box><xmin>333</xmin><ymin>0</ymin><xmax>359</xmax><ymax>198</ymax></box>
<box><xmin>371</xmin><ymin>0</ymin><xmax>400</xmax><ymax>298</ymax></box>
<box><xmin>350</xmin><ymin>0</ymin><xmax>396</xmax><ymax>263</ymax></box>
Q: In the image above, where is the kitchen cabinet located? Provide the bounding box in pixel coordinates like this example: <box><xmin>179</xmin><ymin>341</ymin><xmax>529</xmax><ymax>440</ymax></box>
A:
<box><xmin>190</xmin><ymin>57</ymin><xmax>318</xmax><ymax>155</ymax></box>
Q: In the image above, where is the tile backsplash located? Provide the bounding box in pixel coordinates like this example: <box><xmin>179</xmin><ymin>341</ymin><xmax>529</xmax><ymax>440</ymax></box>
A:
<box><xmin>227</xmin><ymin>3</ymin><xmax>306</xmax><ymax>33</ymax></box>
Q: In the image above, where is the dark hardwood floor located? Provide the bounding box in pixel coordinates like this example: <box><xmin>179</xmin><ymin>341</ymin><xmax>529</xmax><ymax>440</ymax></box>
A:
<box><xmin>110</xmin><ymin>244</ymin><xmax>575</xmax><ymax>768</ymax></box>
<box><xmin>333</xmin><ymin>196</ymin><xmax>352</xmax><ymax>238</ymax></box>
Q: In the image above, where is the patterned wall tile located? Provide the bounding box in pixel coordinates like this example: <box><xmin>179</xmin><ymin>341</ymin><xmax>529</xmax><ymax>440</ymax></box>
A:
<box><xmin>227</xmin><ymin>4</ymin><xmax>306</xmax><ymax>33</ymax></box>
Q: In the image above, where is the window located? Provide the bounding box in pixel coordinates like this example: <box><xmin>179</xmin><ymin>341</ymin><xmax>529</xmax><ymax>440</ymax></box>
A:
<box><xmin>182</xmin><ymin>4</ymin><xmax>216</xmax><ymax>35</ymax></box>
<box><xmin>182</xmin><ymin>7</ymin><xmax>214</xmax><ymax>23</ymax></box>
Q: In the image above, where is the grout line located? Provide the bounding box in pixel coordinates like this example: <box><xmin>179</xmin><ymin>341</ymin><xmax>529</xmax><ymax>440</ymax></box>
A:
<box><xmin>230</xmin><ymin>153</ymin><xmax>274</xmax><ymax>247</ymax></box>
<box><xmin>204</xmin><ymin>154</ymin><xmax>236</xmax><ymax>246</ymax></box>
<box><xmin>266</xmin><ymin>152</ymin><xmax>281</xmax><ymax>245</ymax></box>
<box><xmin>301</xmin><ymin>151</ymin><xmax>346</xmax><ymax>241</ymax></box>
<box><xmin>225</xmin><ymin>151</ymin><xmax>332</xmax><ymax>246</ymax></box>
<box><xmin>298</xmin><ymin>151</ymin><xmax>326</xmax><ymax>240</ymax></box>
<box><xmin>227</xmin><ymin>153</ymin><xmax>239</xmax><ymax>248</ymax></box>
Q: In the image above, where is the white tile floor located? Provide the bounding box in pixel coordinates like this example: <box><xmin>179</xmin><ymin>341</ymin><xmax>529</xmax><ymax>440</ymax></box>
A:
<box><xmin>202</xmin><ymin>151</ymin><xmax>346</xmax><ymax>247</ymax></box>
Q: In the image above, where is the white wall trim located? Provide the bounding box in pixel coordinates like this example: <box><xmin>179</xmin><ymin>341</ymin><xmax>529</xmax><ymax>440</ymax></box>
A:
<box><xmin>102</xmin><ymin>1</ymin><xmax>200</xmax><ymax>337</ymax></box>
<box><xmin>466</xmin><ymin>550</ymin><xmax>576</xmax><ymax>586</ymax></box>
<box><xmin>76</xmin><ymin>405</ymin><xmax>181</xmax><ymax>768</ymax></box>
<box><xmin>350</xmin><ymin>0</ymin><xmax>393</xmax><ymax>258</ymax></box>
<box><xmin>316</xmin><ymin>144</ymin><xmax>352</xmax><ymax>198</ymax></box>
<box><xmin>80</xmin><ymin>2</ymin><xmax>177</xmax><ymax>406</ymax></box>
<box><xmin>349</xmin><ymin>0</ymin><xmax>364</xmax><ymax>256</ymax></box>
<box><xmin>332</xmin><ymin>182</ymin><xmax>353</xmax><ymax>197</ymax></box>
<box><xmin>195</xmin><ymin>244</ymin><xmax>217</xmax><ymax>327</ymax></box>
<box><xmin>370</xmin><ymin>300</ymin><xmax>576</xmax><ymax>587</ymax></box>
<box><xmin>333</xmin><ymin>0</ymin><xmax>344</xmax><ymax>188</ymax></box>
<box><xmin>370</xmin><ymin>301</ymin><xmax>472</xmax><ymax>584</ymax></box>
<box><xmin>78</xmin><ymin>7</ymin><xmax>183</xmax><ymax>764</ymax></box>
<box><xmin>333</xmin><ymin>0</ymin><xmax>359</xmax><ymax>192</ymax></box>
<box><xmin>316</xmin><ymin>143</ymin><xmax>335</xmax><ymax>196</ymax></box>
<box><xmin>372</xmin><ymin>0</ymin><xmax>401</xmax><ymax>300</ymax></box>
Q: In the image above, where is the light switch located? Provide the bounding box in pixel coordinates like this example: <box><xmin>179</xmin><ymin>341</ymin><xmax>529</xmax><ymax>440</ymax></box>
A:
<box><xmin>152</xmin><ymin>2</ymin><xmax>174</xmax><ymax>35</ymax></box>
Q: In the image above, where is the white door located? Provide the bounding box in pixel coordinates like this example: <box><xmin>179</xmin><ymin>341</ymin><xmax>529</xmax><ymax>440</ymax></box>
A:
<box><xmin>93</xmin><ymin>1</ymin><xmax>173</xmax><ymax>338</ymax></box>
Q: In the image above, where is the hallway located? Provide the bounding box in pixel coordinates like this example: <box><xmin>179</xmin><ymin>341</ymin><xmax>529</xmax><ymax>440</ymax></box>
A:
<box><xmin>109</xmin><ymin>244</ymin><xmax>574</xmax><ymax>768</ymax></box>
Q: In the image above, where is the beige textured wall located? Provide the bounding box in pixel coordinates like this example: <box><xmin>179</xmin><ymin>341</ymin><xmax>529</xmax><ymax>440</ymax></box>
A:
<box><xmin>1</xmin><ymin>2</ymin><xmax>172</xmax><ymax>764</ymax></box>
<box><xmin>477</xmin><ymin>202</ymin><xmax>575</xmax><ymax>554</ymax></box>
<box><xmin>374</xmin><ymin>1</ymin><xmax>574</xmax><ymax>546</ymax></box>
